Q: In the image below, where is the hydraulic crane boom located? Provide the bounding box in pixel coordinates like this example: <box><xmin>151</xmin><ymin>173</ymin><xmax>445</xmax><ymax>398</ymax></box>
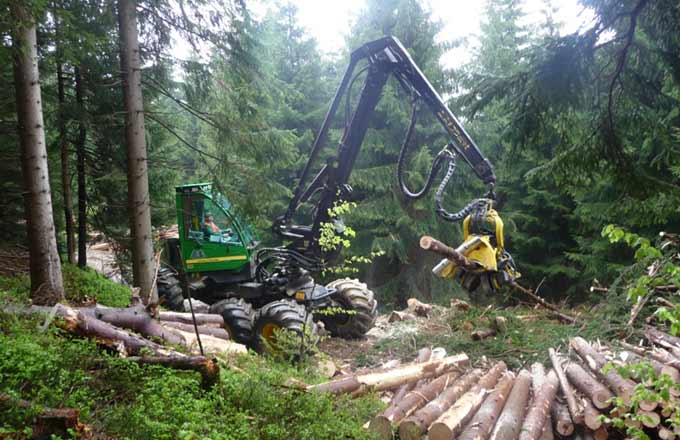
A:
<box><xmin>274</xmin><ymin>36</ymin><xmax>496</xmax><ymax>260</ymax></box>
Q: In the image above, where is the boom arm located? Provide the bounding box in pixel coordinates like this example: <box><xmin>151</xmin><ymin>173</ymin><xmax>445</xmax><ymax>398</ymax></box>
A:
<box><xmin>274</xmin><ymin>36</ymin><xmax>495</xmax><ymax>259</ymax></box>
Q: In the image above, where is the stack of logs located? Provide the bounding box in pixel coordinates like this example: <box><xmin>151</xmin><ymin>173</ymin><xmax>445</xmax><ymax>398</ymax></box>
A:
<box><xmin>309</xmin><ymin>327</ymin><xmax>680</xmax><ymax>439</ymax></box>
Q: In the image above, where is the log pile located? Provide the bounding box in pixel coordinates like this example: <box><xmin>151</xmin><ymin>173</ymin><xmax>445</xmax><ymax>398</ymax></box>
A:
<box><xmin>346</xmin><ymin>326</ymin><xmax>680</xmax><ymax>439</ymax></box>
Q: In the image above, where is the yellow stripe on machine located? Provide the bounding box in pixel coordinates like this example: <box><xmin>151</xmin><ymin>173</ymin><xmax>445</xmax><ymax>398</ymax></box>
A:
<box><xmin>186</xmin><ymin>255</ymin><xmax>248</xmax><ymax>264</ymax></box>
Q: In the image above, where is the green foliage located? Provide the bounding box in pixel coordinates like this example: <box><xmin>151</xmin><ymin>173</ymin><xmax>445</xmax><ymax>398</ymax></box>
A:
<box><xmin>602</xmin><ymin>361</ymin><xmax>680</xmax><ymax>440</ymax></box>
<box><xmin>0</xmin><ymin>273</ymin><xmax>382</xmax><ymax>439</ymax></box>
<box><xmin>62</xmin><ymin>264</ymin><xmax>131</xmax><ymax>307</ymax></box>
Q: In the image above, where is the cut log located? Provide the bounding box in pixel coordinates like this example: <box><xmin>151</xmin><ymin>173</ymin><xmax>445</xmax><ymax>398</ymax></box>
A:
<box><xmin>518</xmin><ymin>370</ymin><xmax>559</xmax><ymax>440</ymax></box>
<box><xmin>472</xmin><ymin>328</ymin><xmax>496</xmax><ymax>340</ymax></box>
<box><xmin>427</xmin><ymin>362</ymin><xmax>507</xmax><ymax>440</ymax></box>
<box><xmin>420</xmin><ymin>235</ymin><xmax>477</xmax><ymax>270</ymax></box>
<box><xmin>458</xmin><ymin>372</ymin><xmax>515</xmax><ymax>440</ymax></box>
<box><xmin>389</xmin><ymin>348</ymin><xmax>432</xmax><ymax>405</ymax></box>
<box><xmin>571</xmin><ymin>337</ymin><xmax>635</xmax><ymax>405</ymax></box>
<box><xmin>639</xmin><ymin>410</ymin><xmax>660</xmax><ymax>428</ymax></box>
<box><xmin>530</xmin><ymin>363</ymin><xmax>554</xmax><ymax>440</ymax></box>
<box><xmin>388</xmin><ymin>310</ymin><xmax>417</xmax><ymax>322</ymax></box>
<box><xmin>309</xmin><ymin>353</ymin><xmax>469</xmax><ymax>395</ymax></box>
<box><xmin>549</xmin><ymin>348</ymin><xmax>583</xmax><ymax>424</ymax></box>
<box><xmin>646</xmin><ymin>327</ymin><xmax>680</xmax><ymax>348</ymax></box>
<box><xmin>161</xmin><ymin>321</ymin><xmax>231</xmax><ymax>340</ymax></box>
<box><xmin>660</xmin><ymin>427</ymin><xmax>676</xmax><ymax>440</ymax></box>
<box><xmin>565</xmin><ymin>362</ymin><xmax>614</xmax><ymax>409</ymax></box>
<box><xmin>551</xmin><ymin>401</ymin><xmax>574</xmax><ymax>437</ymax></box>
<box><xmin>369</xmin><ymin>370</ymin><xmax>462</xmax><ymax>439</ymax></box>
<box><xmin>406</xmin><ymin>298</ymin><xmax>433</xmax><ymax>317</ymax></box>
<box><xmin>398</xmin><ymin>368</ymin><xmax>485</xmax><ymax>440</ymax></box>
<box><xmin>583</xmin><ymin>397</ymin><xmax>603</xmax><ymax>430</ymax></box>
<box><xmin>158</xmin><ymin>310</ymin><xmax>225</xmax><ymax>327</ymax></box>
<box><xmin>490</xmin><ymin>369</ymin><xmax>532</xmax><ymax>440</ymax></box>
<box><xmin>591</xmin><ymin>426</ymin><xmax>609</xmax><ymax>440</ymax></box>
<box><xmin>158</xmin><ymin>328</ymin><xmax>245</xmax><ymax>355</ymax></box>
<box><xmin>94</xmin><ymin>304</ymin><xmax>186</xmax><ymax>345</ymax></box>
<box><xmin>1</xmin><ymin>393</ymin><xmax>83</xmax><ymax>438</ymax></box>
<box><xmin>127</xmin><ymin>355</ymin><xmax>219</xmax><ymax>387</ymax></box>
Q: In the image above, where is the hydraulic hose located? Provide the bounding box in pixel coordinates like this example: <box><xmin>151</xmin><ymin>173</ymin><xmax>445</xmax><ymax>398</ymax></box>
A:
<box><xmin>396</xmin><ymin>103</ymin><xmax>448</xmax><ymax>199</ymax></box>
<box><xmin>434</xmin><ymin>155</ymin><xmax>489</xmax><ymax>222</ymax></box>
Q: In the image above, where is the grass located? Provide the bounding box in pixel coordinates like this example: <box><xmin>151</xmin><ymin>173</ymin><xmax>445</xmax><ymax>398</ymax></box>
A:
<box><xmin>0</xmin><ymin>267</ymin><xmax>384</xmax><ymax>440</ymax></box>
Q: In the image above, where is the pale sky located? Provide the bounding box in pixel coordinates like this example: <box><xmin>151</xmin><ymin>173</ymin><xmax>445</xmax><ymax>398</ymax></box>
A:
<box><xmin>265</xmin><ymin>0</ymin><xmax>596</xmax><ymax>67</ymax></box>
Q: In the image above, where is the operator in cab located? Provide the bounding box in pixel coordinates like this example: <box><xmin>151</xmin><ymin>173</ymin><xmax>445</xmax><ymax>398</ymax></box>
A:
<box><xmin>203</xmin><ymin>213</ymin><xmax>221</xmax><ymax>238</ymax></box>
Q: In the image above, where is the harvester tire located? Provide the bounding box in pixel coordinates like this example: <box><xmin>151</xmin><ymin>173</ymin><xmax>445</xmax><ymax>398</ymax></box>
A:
<box><xmin>157</xmin><ymin>268</ymin><xmax>185</xmax><ymax>311</ymax></box>
<box><xmin>319</xmin><ymin>278</ymin><xmax>377</xmax><ymax>339</ymax></box>
<box><xmin>209</xmin><ymin>297</ymin><xmax>255</xmax><ymax>346</ymax></box>
<box><xmin>253</xmin><ymin>299</ymin><xmax>318</xmax><ymax>354</ymax></box>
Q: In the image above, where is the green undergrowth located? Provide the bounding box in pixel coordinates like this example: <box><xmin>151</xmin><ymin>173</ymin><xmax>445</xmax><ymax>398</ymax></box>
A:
<box><xmin>0</xmin><ymin>268</ymin><xmax>383</xmax><ymax>440</ymax></box>
<box><xmin>365</xmin><ymin>289</ymin><xmax>634</xmax><ymax>370</ymax></box>
<box><xmin>0</xmin><ymin>263</ymin><xmax>131</xmax><ymax>307</ymax></box>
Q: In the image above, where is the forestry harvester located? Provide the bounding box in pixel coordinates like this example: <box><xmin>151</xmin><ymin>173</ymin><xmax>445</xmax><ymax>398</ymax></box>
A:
<box><xmin>158</xmin><ymin>36</ymin><xmax>519</xmax><ymax>351</ymax></box>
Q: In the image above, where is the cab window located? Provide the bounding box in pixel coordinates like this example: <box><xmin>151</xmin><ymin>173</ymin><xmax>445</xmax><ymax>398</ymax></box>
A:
<box><xmin>183</xmin><ymin>194</ymin><xmax>241</xmax><ymax>245</ymax></box>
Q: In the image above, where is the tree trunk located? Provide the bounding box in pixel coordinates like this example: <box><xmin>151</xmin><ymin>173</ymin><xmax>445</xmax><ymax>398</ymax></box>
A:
<box><xmin>549</xmin><ymin>348</ymin><xmax>583</xmax><ymax>424</ymax></box>
<box><xmin>12</xmin><ymin>2</ymin><xmax>64</xmax><ymax>305</ymax></box>
<box><xmin>370</xmin><ymin>370</ymin><xmax>462</xmax><ymax>439</ymax></box>
<box><xmin>427</xmin><ymin>362</ymin><xmax>507</xmax><ymax>440</ymax></box>
<box><xmin>161</xmin><ymin>321</ymin><xmax>230</xmax><ymax>340</ymax></box>
<box><xmin>159</xmin><ymin>310</ymin><xmax>225</xmax><ymax>327</ymax></box>
<box><xmin>519</xmin><ymin>370</ymin><xmax>559</xmax><ymax>440</ymax></box>
<box><xmin>583</xmin><ymin>396</ymin><xmax>604</xmax><ymax>430</ymax></box>
<box><xmin>309</xmin><ymin>354</ymin><xmax>470</xmax><ymax>395</ymax></box>
<box><xmin>458</xmin><ymin>373</ymin><xmax>515</xmax><ymax>440</ymax></box>
<box><xmin>55</xmin><ymin>17</ymin><xmax>75</xmax><ymax>265</ymax></box>
<box><xmin>75</xmin><ymin>65</ymin><xmax>87</xmax><ymax>268</ymax></box>
<box><xmin>490</xmin><ymin>369</ymin><xmax>532</xmax><ymax>440</ymax></box>
<box><xmin>117</xmin><ymin>0</ymin><xmax>156</xmax><ymax>306</ymax></box>
<box><xmin>398</xmin><ymin>368</ymin><xmax>486</xmax><ymax>440</ymax></box>
<box><xmin>564</xmin><ymin>362</ymin><xmax>613</xmax><ymax>410</ymax></box>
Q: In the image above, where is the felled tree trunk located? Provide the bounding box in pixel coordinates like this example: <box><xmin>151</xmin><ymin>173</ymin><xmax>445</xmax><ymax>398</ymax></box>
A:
<box><xmin>369</xmin><ymin>370</ymin><xmax>461</xmax><ymax>439</ymax></box>
<box><xmin>161</xmin><ymin>321</ymin><xmax>230</xmax><ymax>340</ymax></box>
<box><xmin>159</xmin><ymin>311</ymin><xmax>225</xmax><ymax>327</ymax></box>
<box><xmin>427</xmin><ymin>362</ymin><xmax>507</xmax><ymax>440</ymax></box>
<box><xmin>389</xmin><ymin>347</ymin><xmax>432</xmax><ymax>405</ymax></box>
<box><xmin>530</xmin><ymin>363</ymin><xmax>555</xmax><ymax>440</ymax></box>
<box><xmin>458</xmin><ymin>372</ymin><xmax>515</xmax><ymax>440</ymax></box>
<box><xmin>564</xmin><ymin>362</ymin><xmax>613</xmax><ymax>410</ymax></box>
<box><xmin>94</xmin><ymin>305</ymin><xmax>186</xmax><ymax>345</ymax></box>
<box><xmin>127</xmin><ymin>356</ymin><xmax>219</xmax><ymax>388</ymax></box>
<box><xmin>490</xmin><ymin>369</ymin><xmax>532</xmax><ymax>440</ymax></box>
<box><xmin>549</xmin><ymin>348</ymin><xmax>583</xmax><ymax>424</ymax></box>
<box><xmin>571</xmin><ymin>337</ymin><xmax>635</xmax><ymax>404</ymax></box>
<box><xmin>519</xmin><ymin>370</ymin><xmax>559</xmax><ymax>440</ymax></box>
<box><xmin>309</xmin><ymin>354</ymin><xmax>469</xmax><ymax>395</ymax></box>
<box><xmin>398</xmin><ymin>368</ymin><xmax>486</xmax><ymax>440</ymax></box>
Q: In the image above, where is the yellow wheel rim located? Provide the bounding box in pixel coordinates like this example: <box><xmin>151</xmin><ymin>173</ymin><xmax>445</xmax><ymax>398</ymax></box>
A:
<box><xmin>261</xmin><ymin>323</ymin><xmax>280</xmax><ymax>344</ymax></box>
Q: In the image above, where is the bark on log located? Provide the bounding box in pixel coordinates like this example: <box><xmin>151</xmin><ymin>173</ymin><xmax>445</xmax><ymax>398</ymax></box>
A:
<box><xmin>646</xmin><ymin>327</ymin><xmax>680</xmax><ymax>348</ymax></box>
<box><xmin>549</xmin><ymin>348</ymin><xmax>583</xmax><ymax>424</ymax></box>
<box><xmin>571</xmin><ymin>337</ymin><xmax>635</xmax><ymax>405</ymax></box>
<box><xmin>458</xmin><ymin>373</ymin><xmax>515</xmax><ymax>440</ymax></box>
<box><xmin>309</xmin><ymin>354</ymin><xmax>469</xmax><ymax>395</ymax></box>
<box><xmin>169</xmin><ymin>328</ymin><xmax>246</xmax><ymax>355</ymax></box>
<box><xmin>420</xmin><ymin>235</ymin><xmax>477</xmax><ymax>270</ymax></box>
<box><xmin>161</xmin><ymin>321</ymin><xmax>230</xmax><ymax>340</ymax></box>
<box><xmin>583</xmin><ymin>397</ymin><xmax>603</xmax><ymax>430</ymax></box>
<box><xmin>509</xmin><ymin>281</ymin><xmax>577</xmax><ymax>324</ymax></box>
<box><xmin>490</xmin><ymin>369</ymin><xmax>532</xmax><ymax>440</ymax></box>
<box><xmin>518</xmin><ymin>370</ymin><xmax>559</xmax><ymax>440</ymax></box>
<box><xmin>94</xmin><ymin>305</ymin><xmax>186</xmax><ymax>345</ymax></box>
<box><xmin>565</xmin><ymin>362</ymin><xmax>614</xmax><ymax>409</ymax></box>
<box><xmin>427</xmin><ymin>362</ymin><xmax>507</xmax><ymax>440</ymax></box>
<box><xmin>389</xmin><ymin>348</ymin><xmax>432</xmax><ymax>405</ymax></box>
<box><xmin>128</xmin><ymin>356</ymin><xmax>219</xmax><ymax>388</ymax></box>
<box><xmin>531</xmin><ymin>363</ymin><xmax>555</xmax><ymax>440</ymax></box>
<box><xmin>551</xmin><ymin>401</ymin><xmax>574</xmax><ymax>437</ymax></box>
<box><xmin>398</xmin><ymin>368</ymin><xmax>486</xmax><ymax>440</ymax></box>
<box><xmin>158</xmin><ymin>311</ymin><xmax>225</xmax><ymax>327</ymax></box>
<box><xmin>369</xmin><ymin>370</ymin><xmax>462</xmax><ymax>439</ymax></box>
